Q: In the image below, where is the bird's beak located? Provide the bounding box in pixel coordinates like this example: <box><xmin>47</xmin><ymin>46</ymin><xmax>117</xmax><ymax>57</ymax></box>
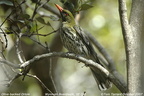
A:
<box><xmin>55</xmin><ymin>4</ymin><xmax>63</xmax><ymax>12</ymax></box>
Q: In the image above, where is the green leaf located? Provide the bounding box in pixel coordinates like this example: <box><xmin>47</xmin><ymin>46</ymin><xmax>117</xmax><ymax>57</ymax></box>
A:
<box><xmin>49</xmin><ymin>15</ymin><xmax>59</xmax><ymax>21</ymax></box>
<box><xmin>19</xmin><ymin>14</ymin><xmax>30</xmax><ymax>19</ymax></box>
<box><xmin>0</xmin><ymin>0</ymin><xmax>13</xmax><ymax>6</ymax></box>
<box><xmin>80</xmin><ymin>4</ymin><xmax>93</xmax><ymax>11</ymax></box>
<box><xmin>46</xmin><ymin>22</ymin><xmax>51</xmax><ymax>26</ymax></box>
<box><xmin>29</xmin><ymin>22</ymin><xmax>37</xmax><ymax>32</ymax></box>
<box><xmin>36</xmin><ymin>17</ymin><xmax>46</xmax><ymax>25</ymax></box>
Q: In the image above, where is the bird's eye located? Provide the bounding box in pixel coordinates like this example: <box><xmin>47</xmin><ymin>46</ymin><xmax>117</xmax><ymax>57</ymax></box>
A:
<box><xmin>65</xmin><ymin>13</ymin><xmax>68</xmax><ymax>16</ymax></box>
<box><xmin>63</xmin><ymin>12</ymin><xmax>68</xmax><ymax>16</ymax></box>
<box><xmin>64</xmin><ymin>14</ymin><xmax>68</xmax><ymax>17</ymax></box>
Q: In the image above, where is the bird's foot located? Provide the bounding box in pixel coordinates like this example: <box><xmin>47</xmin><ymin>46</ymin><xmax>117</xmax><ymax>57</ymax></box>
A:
<box><xmin>65</xmin><ymin>52</ymin><xmax>74</xmax><ymax>57</ymax></box>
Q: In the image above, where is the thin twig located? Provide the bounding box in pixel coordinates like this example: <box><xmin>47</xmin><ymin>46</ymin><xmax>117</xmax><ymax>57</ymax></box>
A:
<box><xmin>22</xmin><ymin>30</ymin><xmax>58</xmax><ymax>50</ymax></box>
<box><xmin>0</xmin><ymin>57</ymin><xmax>20</xmax><ymax>68</ymax></box>
<box><xmin>2</xmin><ymin>64</ymin><xmax>16</xmax><ymax>82</ymax></box>
<box><xmin>0</xmin><ymin>37</ymin><xmax>6</xmax><ymax>59</ymax></box>
<box><xmin>31</xmin><ymin>30</ymin><xmax>58</xmax><ymax>37</ymax></box>
<box><xmin>26</xmin><ymin>74</ymin><xmax>55</xmax><ymax>95</ymax></box>
<box><xmin>118</xmin><ymin>0</ymin><xmax>131</xmax><ymax>93</ymax></box>
<box><xmin>28</xmin><ymin>36</ymin><xmax>47</xmax><ymax>49</ymax></box>
<box><xmin>0</xmin><ymin>12</ymin><xmax>13</xmax><ymax>27</ymax></box>
<box><xmin>47</xmin><ymin>46</ymin><xmax>58</xmax><ymax>93</ymax></box>
<box><xmin>36</xmin><ymin>1</ymin><xmax>60</xmax><ymax>17</ymax></box>
<box><xmin>35</xmin><ymin>20</ymin><xmax>41</xmax><ymax>44</ymax></box>
<box><xmin>0</xmin><ymin>0</ymin><xmax>26</xmax><ymax>27</ymax></box>
<box><xmin>0</xmin><ymin>28</ymin><xmax>8</xmax><ymax>49</ymax></box>
<box><xmin>31</xmin><ymin>0</ymin><xmax>50</xmax><ymax>20</ymax></box>
<box><xmin>31</xmin><ymin>0</ymin><xmax>41</xmax><ymax>20</ymax></box>
<box><xmin>6</xmin><ymin>71</ymin><xmax>54</xmax><ymax>95</ymax></box>
<box><xmin>16</xmin><ymin>34</ymin><xmax>26</xmax><ymax>64</ymax></box>
<box><xmin>26</xmin><ymin>1</ymin><xmax>57</xmax><ymax>19</ymax></box>
<box><xmin>7</xmin><ymin>73</ymin><xmax>22</xmax><ymax>87</ymax></box>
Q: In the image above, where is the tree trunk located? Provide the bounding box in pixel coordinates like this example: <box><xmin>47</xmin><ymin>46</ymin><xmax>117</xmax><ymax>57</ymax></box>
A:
<box><xmin>128</xmin><ymin>0</ymin><xmax>144</xmax><ymax>93</ymax></box>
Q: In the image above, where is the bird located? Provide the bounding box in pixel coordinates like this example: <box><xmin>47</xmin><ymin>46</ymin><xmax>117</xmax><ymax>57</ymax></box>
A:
<box><xmin>55</xmin><ymin>4</ymin><xmax>112</xmax><ymax>91</ymax></box>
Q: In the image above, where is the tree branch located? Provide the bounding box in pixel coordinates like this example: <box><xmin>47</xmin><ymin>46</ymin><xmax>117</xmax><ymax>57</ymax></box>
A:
<box><xmin>19</xmin><ymin>52</ymin><xmax>126</xmax><ymax>93</ymax></box>
<box><xmin>16</xmin><ymin>34</ymin><xmax>26</xmax><ymax>63</ymax></box>
<box><xmin>20</xmin><ymin>52</ymin><xmax>109</xmax><ymax>76</ymax></box>
<box><xmin>118</xmin><ymin>0</ymin><xmax>131</xmax><ymax>46</ymax></box>
<box><xmin>31</xmin><ymin>0</ymin><xmax>60</xmax><ymax>17</ymax></box>
<box><xmin>86</xmin><ymin>31</ymin><xmax>116</xmax><ymax>71</ymax></box>
<box><xmin>86</xmin><ymin>31</ymin><xmax>127</xmax><ymax>93</ymax></box>
<box><xmin>0</xmin><ymin>57</ymin><xmax>20</xmax><ymax>68</ymax></box>
<box><xmin>118</xmin><ymin>0</ymin><xmax>131</xmax><ymax>93</ymax></box>
<box><xmin>26</xmin><ymin>74</ymin><xmax>55</xmax><ymax>95</ymax></box>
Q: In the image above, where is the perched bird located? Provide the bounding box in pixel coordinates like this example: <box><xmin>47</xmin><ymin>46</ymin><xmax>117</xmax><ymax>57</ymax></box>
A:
<box><xmin>55</xmin><ymin>4</ymin><xmax>111</xmax><ymax>91</ymax></box>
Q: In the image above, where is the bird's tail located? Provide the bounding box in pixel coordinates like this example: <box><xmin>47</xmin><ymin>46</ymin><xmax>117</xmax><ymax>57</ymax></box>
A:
<box><xmin>90</xmin><ymin>68</ymin><xmax>112</xmax><ymax>91</ymax></box>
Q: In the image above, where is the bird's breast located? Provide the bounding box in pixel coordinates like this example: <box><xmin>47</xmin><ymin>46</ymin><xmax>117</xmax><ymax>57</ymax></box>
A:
<box><xmin>60</xmin><ymin>26</ymin><xmax>89</xmax><ymax>56</ymax></box>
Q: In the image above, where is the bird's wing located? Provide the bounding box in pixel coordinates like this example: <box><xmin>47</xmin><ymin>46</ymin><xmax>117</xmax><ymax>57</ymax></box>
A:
<box><xmin>73</xmin><ymin>25</ymin><xmax>101</xmax><ymax>64</ymax></box>
<box><xmin>73</xmin><ymin>26</ymin><xmax>111</xmax><ymax>90</ymax></box>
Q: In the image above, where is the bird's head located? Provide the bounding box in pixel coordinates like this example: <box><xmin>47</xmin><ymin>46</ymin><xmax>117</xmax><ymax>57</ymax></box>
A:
<box><xmin>55</xmin><ymin>4</ymin><xmax>75</xmax><ymax>25</ymax></box>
